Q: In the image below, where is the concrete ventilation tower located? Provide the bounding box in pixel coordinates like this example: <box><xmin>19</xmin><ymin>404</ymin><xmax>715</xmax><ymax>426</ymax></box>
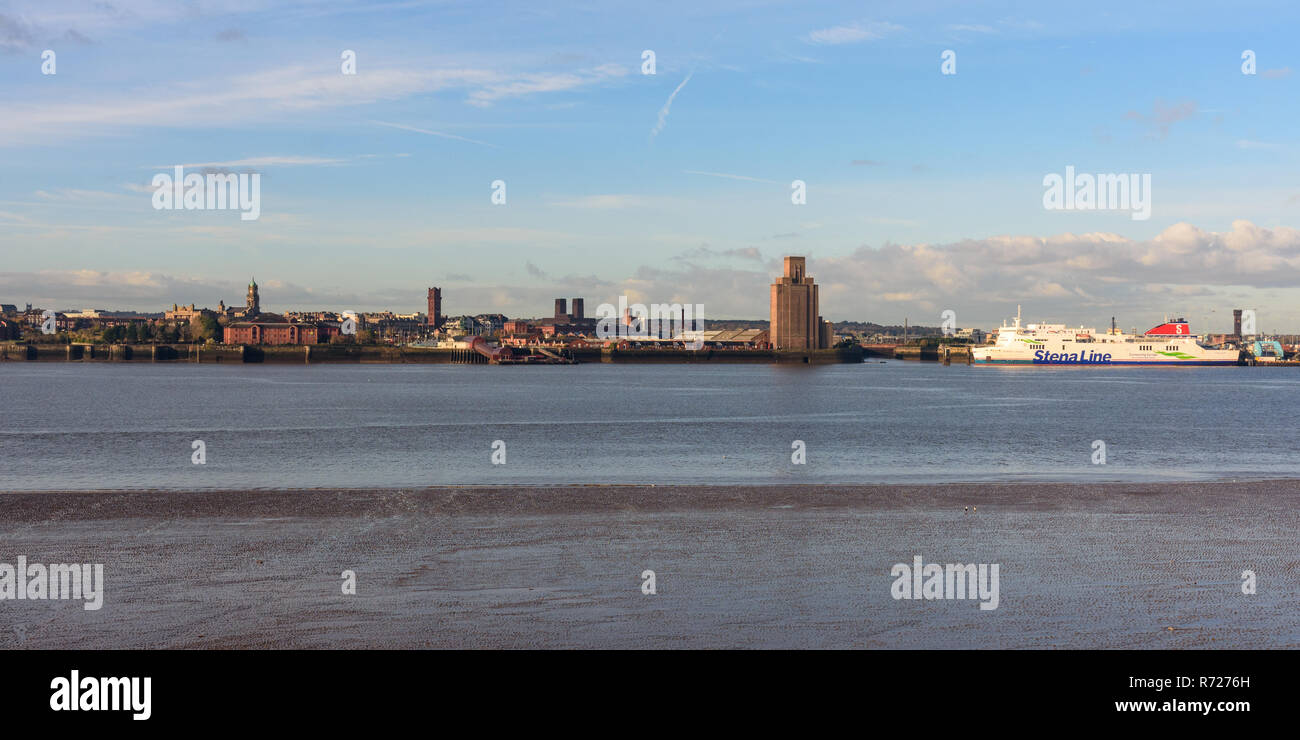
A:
<box><xmin>770</xmin><ymin>256</ymin><xmax>828</xmax><ymax>350</ymax></box>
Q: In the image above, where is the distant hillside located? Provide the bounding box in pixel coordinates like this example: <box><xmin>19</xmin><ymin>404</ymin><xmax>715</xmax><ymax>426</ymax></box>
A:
<box><xmin>833</xmin><ymin>321</ymin><xmax>943</xmax><ymax>336</ymax></box>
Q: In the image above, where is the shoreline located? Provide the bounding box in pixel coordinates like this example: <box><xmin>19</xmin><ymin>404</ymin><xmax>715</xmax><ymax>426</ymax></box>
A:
<box><xmin>0</xmin><ymin>343</ymin><xmax>865</xmax><ymax>365</ymax></box>
<box><xmin>4</xmin><ymin>480</ymin><xmax>1297</xmax><ymax>648</ymax></box>
<box><xmin>5</xmin><ymin>478</ymin><xmax>1300</xmax><ymax>516</ymax></box>
<box><xmin>4</xmin><ymin>476</ymin><xmax>1297</xmax><ymax>497</ymax></box>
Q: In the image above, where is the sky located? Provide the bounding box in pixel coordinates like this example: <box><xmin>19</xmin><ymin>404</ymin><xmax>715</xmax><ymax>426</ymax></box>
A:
<box><xmin>2</xmin><ymin>0</ymin><xmax>1300</xmax><ymax>333</ymax></box>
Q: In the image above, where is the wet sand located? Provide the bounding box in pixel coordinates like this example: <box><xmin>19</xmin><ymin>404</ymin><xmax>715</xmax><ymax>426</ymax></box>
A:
<box><xmin>1</xmin><ymin>481</ymin><xmax>1297</xmax><ymax>649</ymax></box>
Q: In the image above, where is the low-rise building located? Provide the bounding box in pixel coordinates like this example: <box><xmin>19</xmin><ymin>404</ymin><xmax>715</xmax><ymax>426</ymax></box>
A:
<box><xmin>679</xmin><ymin>328</ymin><xmax>770</xmax><ymax>348</ymax></box>
<box><xmin>223</xmin><ymin>314</ymin><xmax>340</xmax><ymax>345</ymax></box>
<box><xmin>164</xmin><ymin>303</ymin><xmax>218</xmax><ymax>323</ymax></box>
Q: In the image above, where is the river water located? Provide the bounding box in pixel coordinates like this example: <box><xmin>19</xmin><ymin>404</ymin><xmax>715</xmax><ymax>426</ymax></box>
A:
<box><xmin>2</xmin><ymin>361</ymin><xmax>1297</xmax><ymax>490</ymax></box>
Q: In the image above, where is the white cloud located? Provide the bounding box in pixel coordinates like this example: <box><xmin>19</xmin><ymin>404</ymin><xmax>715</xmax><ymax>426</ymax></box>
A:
<box><xmin>0</xmin><ymin>62</ymin><xmax>627</xmax><ymax>146</ymax></box>
<box><xmin>370</xmin><ymin>121</ymin><xmax>497</xmax><ymax>147</ymax></box>
<box><xmin>804</xmin><ymin>21</ymin><xmax>901</xmax><ymax>45</ymax></box>
<box><xmin>683</xmin><ymin>170</ymin><xmax>781</xmax><ymax>185</ymax></box>
<box><xmin>156</xmin><ymin>156</ymin><xmax>351</xmax><ymax>169</ymax></box>
<box><xmin>11</xmin><ymin>221</ymin><xmax>1300</xmax><ymax>328</ymax></box>
<box><xmin>808</xmin><ymin>220</ymin><xmax>1300</xmax><ymax>324</ymax></box>
<box><xmin>548</xmin><ymin>195</ymin><xmax>660</xmax><ymax>209</ymax></box>
<box><xmin>465</xmin><ymin>63</ymin><xmax>629</xmax><ymax>107</ymax></box>
<box><xmin>34</xmin><ymin>188</ymin><xmax>131</xmax><ymax>202</ymax></box>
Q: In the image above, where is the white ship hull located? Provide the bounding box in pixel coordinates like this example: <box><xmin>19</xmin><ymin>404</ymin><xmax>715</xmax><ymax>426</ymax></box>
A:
<box><xmin>972</xmin><ymin>347</ymin><xmax>1240</xmax><ymax>365</ymax></box>
<box><xmin>971</xmin><ymin>309</ymin><xmax>1240</xmax><ymax>366</ymax></box>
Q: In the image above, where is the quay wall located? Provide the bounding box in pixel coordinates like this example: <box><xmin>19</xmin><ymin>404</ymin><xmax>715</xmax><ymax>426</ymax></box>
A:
<box><xmin>1</xmin><ymin>343</ymin><xmax>865</xmax><ymax>365</ymax></box>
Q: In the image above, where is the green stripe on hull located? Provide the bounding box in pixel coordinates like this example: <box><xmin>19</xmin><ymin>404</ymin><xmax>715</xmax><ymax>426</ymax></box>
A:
<box><xmin>972</xmin><ymin>358</ymin><xmax>1237</xmax><ymax>366</ymax></box>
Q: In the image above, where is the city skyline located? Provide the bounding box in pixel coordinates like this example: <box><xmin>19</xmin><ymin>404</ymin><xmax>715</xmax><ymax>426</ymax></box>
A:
<box><xmin>3</xmin><ymin>1</ymin><xmax>1300</xmax><ymax>329</ymax></box>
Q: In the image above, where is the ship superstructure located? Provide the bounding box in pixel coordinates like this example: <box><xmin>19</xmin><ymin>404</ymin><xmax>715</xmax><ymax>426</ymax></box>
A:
<box><xmin>971</xmin><ymin>307</ymin><xmax>1240</xmax><ymax>365</ymax></box>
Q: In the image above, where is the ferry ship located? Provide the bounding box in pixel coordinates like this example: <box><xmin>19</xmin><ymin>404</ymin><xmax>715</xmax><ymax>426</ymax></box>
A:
<box><xmin>971</xmin><ymin>307</ymin><xmax>1240</xmax><ymax>366</ymax></box>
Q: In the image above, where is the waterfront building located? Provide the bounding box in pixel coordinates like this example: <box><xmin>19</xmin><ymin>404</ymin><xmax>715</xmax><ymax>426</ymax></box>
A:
<box><xmin>439</xmin><ymin>316</ymin><xmax>478</xmax><ymax>336</ymax></box>
<box><xmin>770</xmin><ymin>256</ymin><xmax>830</xmax><ymax>350</ymax></box>
<box><xmin>475</xmin><ymin>314</ymin><xmax>507</xmax><ymax>333</ymax></box>
<box><xmin>164</xmin><ymin>303</ymin><xmax>217</xmax><ymax>323</ymax></box>
<box><xmin>223</xmin><ymin>314</ymin><xmax>341</xmax><ymax>345</ymax></box>
<box><xmin>678</xmin><ymin>328</ymin><xmax>771</xmax><ymax>348</ymax></box>
<box><xmin>220</xmin><ymin>281</ymin><xmax>340</xmax><ymax>345</ymax></box>
<box><xmin>537</xmin><ymin>297</ymin><xmax>598</xmax><ymax>335</ymax></box>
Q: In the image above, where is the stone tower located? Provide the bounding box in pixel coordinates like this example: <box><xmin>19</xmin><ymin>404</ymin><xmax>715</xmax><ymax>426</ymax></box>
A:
<box><xmin>246</xmin><ymin>278</ymin><xmax>260</xmax><ymax>316</ymax></box>
<box><xmin>770</xmin><ymin>256</ymin><xmax>826</xmax><ymax>350</ymax></box>
<box><xmin>427</xmin><ymin>287</ymin><xmax>442</xmax><ymax>328</ymax></box>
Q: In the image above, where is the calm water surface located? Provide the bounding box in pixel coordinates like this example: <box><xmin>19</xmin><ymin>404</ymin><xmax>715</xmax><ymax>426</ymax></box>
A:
<box><xmin>2</xmin><ymin>361</ymin><xmax>1297</xmax><ymax>490</ymax></box>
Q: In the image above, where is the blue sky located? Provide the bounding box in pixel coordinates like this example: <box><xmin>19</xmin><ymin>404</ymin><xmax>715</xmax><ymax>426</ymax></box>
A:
<box><xmin>3</xmin><ymin>0</ymin><xmax>1300</xmax><ymax>332</ymax></box>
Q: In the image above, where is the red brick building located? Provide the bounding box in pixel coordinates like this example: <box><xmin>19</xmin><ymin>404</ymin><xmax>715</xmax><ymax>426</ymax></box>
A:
<box><xmin>223</xmin><ymin>315</ymin><xmax>340</xmax><ymax>345</ymax></box>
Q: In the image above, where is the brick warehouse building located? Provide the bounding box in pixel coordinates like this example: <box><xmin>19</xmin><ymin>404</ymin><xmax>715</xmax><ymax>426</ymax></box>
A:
<box><xmin>223</xmin><ymin>315</ymin><xmax>341</xmax><ymax>345</ymax></box>
<box><xmin>220</xmin><ymin>280</ymin><xmax>341</xmax><ymax>345</ymax></box>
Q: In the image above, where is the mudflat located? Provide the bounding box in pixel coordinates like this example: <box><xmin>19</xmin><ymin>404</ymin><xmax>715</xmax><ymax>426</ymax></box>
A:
<box><xmin>1</xmin><ymin>480</ymin><xmax>1297</xmax><ymax>648</ymax></box>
